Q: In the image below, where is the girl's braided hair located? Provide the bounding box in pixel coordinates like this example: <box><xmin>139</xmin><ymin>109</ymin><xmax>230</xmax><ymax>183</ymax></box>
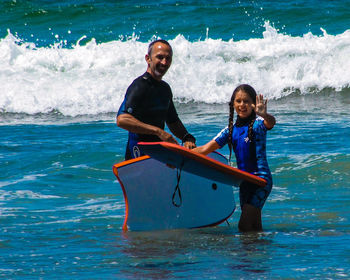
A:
<box><xmin>228</xmin><ymin>84</ymin><xmax>257</xmax><ymax>162</ymax></box>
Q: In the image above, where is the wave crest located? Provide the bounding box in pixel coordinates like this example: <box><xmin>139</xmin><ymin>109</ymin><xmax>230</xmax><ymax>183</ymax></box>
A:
<box><xmin>1</xmin><ymin>23</ymin><xmax>349</xmax><ymax>116</ymax></box>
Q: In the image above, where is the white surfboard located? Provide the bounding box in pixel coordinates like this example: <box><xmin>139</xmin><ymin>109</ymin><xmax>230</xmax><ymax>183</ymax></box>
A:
<box><xmin>138</xmin><ymin>142</ymin><xmax>266</xmax><ymax>187</ymax></box>
<box><xmin>113</xmin><ymin>152</ymin><xmax>236</xmax><ymax>231</ymax></box>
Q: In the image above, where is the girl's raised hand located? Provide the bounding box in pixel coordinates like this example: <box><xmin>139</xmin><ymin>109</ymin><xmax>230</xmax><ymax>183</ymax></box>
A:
<box><xmin>253</xmin><ymin>94</ymin><xmax>276</xmax><ymax>129</ymax></box>
<box><xmin>253</xmin><ymin>94</ymin><xmax>268</xmax><ymax>117</ymax></box>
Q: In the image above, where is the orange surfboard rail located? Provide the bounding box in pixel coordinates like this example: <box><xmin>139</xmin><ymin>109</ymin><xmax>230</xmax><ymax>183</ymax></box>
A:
<box><xmin>138</xmin><ymin>142</ymin><xmax>267</xmax><ymax>187</ymax></box>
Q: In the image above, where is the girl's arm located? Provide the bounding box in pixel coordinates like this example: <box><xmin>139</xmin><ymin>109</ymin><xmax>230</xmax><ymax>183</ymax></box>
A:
<box><xmin>254</xmin><ymin>94</ymin><xmax>276</xmax><ymax>130</ymax></box>
<box><xmin>261</xmin><ymin>113</ymin><xmax>276</xmax><ymax>130</ymax></box>
<box><xmin>192</xmin><ymin>140</ymin><xmax>220</xmax><ymax>155</ymax></box>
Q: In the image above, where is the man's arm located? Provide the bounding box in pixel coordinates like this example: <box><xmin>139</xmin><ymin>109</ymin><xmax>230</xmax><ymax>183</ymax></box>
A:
<box><xmin>117</xmin><ymin>113</ymin><xmax>178</xmax><ymax>144</ymax></box>
<box><xmin>167</xmin><ymin>120</ymin><xmax>196</xmax><ymax>149</ymax></box>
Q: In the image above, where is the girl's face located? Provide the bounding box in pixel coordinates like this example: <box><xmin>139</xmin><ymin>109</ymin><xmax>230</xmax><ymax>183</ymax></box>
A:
<box><xmin>233</xmin><ymin>90</ymin><xmax>254</xmax><ymax>119</ymax></box>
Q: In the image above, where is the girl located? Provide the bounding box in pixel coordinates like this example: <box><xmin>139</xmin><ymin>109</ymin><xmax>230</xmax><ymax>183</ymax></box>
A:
<box><xmin>194</xmin><ymin>84</ymin><xmax>275</xmax><ymax>232</ymax></box>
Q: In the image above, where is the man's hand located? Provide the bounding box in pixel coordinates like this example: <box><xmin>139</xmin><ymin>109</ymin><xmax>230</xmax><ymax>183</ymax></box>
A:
<box><xmin>117</xmin><ymin>114</ymin><xmax>181</xmax><ymax>143</ymax></box>
<box><xmin>157</xmin><ymin>129</ymin><xmax>179</xmax><ymax>145</ymax></box>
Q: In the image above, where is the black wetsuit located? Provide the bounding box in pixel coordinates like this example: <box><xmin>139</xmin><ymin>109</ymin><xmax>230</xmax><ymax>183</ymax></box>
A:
<box><xmin>117</xmin><ymin>72</ymin><xmax>180</xmax><ymax>159</ymax></box>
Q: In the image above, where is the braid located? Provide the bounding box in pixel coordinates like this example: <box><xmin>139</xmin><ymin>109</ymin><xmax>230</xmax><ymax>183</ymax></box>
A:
<box><xmin>228</xmin><ymin>100</ymin><xmax>235</xmax><ymax>162</ymax></box>
<box><xmin>248</xmin><ymin>115</ymin><xmax>257</xmax><ymax>160</ymax></box>
<box><xmin>248</xmin><ymin>116</ymin><xmax>256</xmax><ymax>142</ymax></box>
<box><xmin>228</xmin><ymin>84</ymin><xmax>257</xmax><ymax>162</ymax></box>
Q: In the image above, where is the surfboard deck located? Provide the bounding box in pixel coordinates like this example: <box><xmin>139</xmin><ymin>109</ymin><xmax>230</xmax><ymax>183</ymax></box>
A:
<box><xmin>113</xmin><ymin>153</ymin><xmax>236</xmax><ymax>231</ymax></box>
<box><xmin>138</xmin><ymin>142</ymin><xmax>266</xmax><ymax>187</ymax></box>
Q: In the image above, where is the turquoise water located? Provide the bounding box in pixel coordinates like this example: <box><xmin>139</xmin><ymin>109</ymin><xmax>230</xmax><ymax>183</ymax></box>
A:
<box><xmin>1</xmin><ymin>1</ymin><xmax>350</xmax><ymax>279</ymax></box>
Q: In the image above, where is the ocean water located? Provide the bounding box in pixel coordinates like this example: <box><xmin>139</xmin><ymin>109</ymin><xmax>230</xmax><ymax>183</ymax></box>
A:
<box><xmin>1</xmin><ymin>0</ymin><xmax>350</xmax><ymax>279</ymax></box>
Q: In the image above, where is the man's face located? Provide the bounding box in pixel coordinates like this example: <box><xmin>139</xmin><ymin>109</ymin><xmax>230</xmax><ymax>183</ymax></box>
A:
<box><xmin>146</xmin><ymin>42</ymin><xmax>173</xmax><ymax>80</ymax></box>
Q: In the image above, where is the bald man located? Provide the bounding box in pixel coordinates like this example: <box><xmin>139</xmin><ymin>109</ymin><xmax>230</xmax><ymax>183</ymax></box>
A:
<box><xmin>117</xmin><ymin>39</ymin><xmax>196</xmax><ymax>160</ymax></box>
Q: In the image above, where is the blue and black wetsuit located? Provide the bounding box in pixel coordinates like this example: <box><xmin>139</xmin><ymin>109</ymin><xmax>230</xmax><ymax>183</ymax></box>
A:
<box><xmin>117</xmin><ymin>72</ymin><xmax>180</xmax><ymax>160</ymax></box>
<box><xmin>214</xmin><ymin>116</ymin><xmax>273</xmax><ymax>209</ymax></box>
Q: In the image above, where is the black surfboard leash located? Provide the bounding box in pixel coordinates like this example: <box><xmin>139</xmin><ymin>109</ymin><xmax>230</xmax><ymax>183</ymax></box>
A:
<box><xmin>172</xmin><ymin>158</ymin><xmax>185</xmax><ymax>207</ymax></box>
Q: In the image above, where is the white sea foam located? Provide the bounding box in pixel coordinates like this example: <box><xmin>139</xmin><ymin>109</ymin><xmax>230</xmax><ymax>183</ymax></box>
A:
<box><xmin>1</xmin><ymin>23</ymin><xmax>349</xmax><ymax>116</ymax></box>
<box><xmin>0</xmin><ymin>190</ymin><xmax>60</xmax><ymax>201</ymax></box>
<box><xmin>0</xmin><ymin>174</ymin><xmax>47</xmax><ymax>188</ymax></box>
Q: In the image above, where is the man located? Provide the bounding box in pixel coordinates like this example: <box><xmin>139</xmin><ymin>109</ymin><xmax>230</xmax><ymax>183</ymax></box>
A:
<box><xmin>117</xmin><ymin>39</ymin><xmax>196</xmax><ymax>160</ymax></box>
